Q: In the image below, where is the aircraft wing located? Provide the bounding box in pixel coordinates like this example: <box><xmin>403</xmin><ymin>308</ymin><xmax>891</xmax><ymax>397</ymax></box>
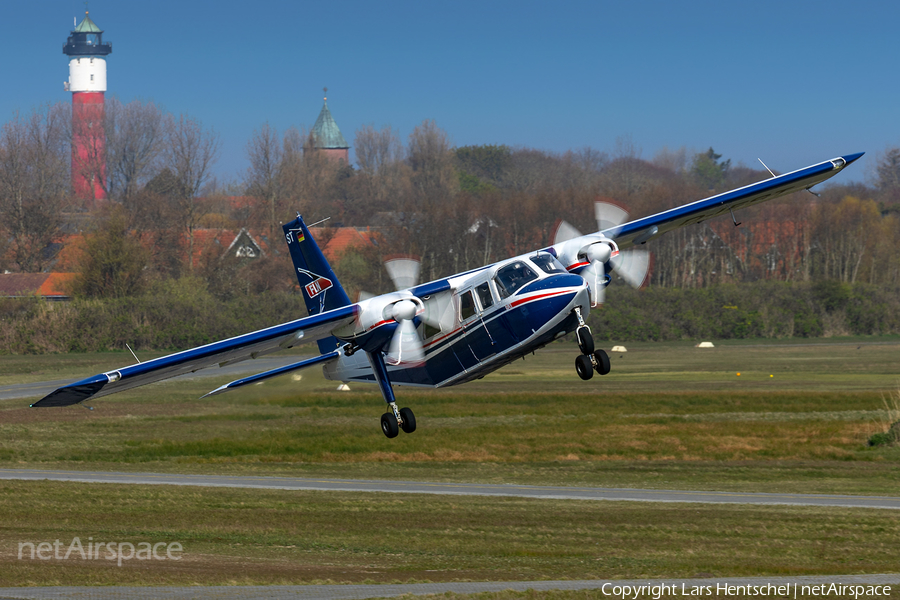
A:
<box><xmin>608</xmin><ymin>153</ymin><xmax>863</xmax><ymax>249</ymax></box>
<box><xmin>31</xmin><ymin>305</ymin><xmax>357</xmax><ymax>407</ymax></box>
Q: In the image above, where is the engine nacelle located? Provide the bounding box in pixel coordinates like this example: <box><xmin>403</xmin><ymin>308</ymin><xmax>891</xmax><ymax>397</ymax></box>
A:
<box><xmin>555</xmin><ymin>234</ymin><xmax>619</xmax><ymax>272</ymax></box>
<box><xmin>332</xmin><ymin>292</ymin><xmax>423</xmax><ymax>341</ymax></box>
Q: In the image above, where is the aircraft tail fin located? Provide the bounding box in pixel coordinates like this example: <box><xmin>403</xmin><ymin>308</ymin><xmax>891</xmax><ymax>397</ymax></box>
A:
<box><xmin>282</xmin><ymin>215</ymin><xmax>353</xmax><ymax>353</ymax></box>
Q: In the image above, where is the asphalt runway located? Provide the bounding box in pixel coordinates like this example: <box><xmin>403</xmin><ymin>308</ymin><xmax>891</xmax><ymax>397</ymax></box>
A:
<box><xmin>2</xmin><ymin>469</ymin><xmax>899</xmax><ymax>509</ymax></box>
<box><xmin>0</xmin><ymin>574</ymin><xmax>898</xmax><ymax>599</ymax></box>
<box><xmin>0</xmin><ymin>356</ymin><xmax>310</xmax><ymax>402</ymax></box>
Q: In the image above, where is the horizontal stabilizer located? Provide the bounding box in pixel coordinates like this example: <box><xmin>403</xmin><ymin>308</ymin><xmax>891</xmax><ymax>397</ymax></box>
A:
<box><xmin>201</xmin><ymin>351</ymin><xmax>340</xmax><ymax>398</ymax></box>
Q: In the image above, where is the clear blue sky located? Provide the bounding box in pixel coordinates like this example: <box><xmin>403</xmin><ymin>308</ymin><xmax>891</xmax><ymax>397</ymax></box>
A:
<box><xmin>3</xmin><ymin>0</ymin><xmax>896</xmax><ymax>185</ymax></box>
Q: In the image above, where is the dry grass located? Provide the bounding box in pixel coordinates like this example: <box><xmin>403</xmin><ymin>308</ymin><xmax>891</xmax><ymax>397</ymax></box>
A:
<box><xmin>868</xmin><ymin>387</ymin><xmax>900</xmax><ymax>447</ymax></box>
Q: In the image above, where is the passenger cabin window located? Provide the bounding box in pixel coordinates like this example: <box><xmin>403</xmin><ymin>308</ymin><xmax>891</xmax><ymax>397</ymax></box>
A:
<box><xmin>494</xmin><ymin>261</ymin><xmax>538</xmax><ymax>299</ymax></box>
<box><xmin>459</xmin><ymin>290</ymin><xmax>477</xmax><ymax>321</ymax></box>
<box><xmin>423</xmin><ymin>322</ymin><xmax>441</xmax><ymax>339</ymax></box>
<box><xmin>531</xmin><ymin>254</ymin><xmax>566</xmax><ymax>274</ymax></box>
<box><xmin>475</xmin><ymin>282</ymin><xmax>494</xmax><ymax>310</ymax></box>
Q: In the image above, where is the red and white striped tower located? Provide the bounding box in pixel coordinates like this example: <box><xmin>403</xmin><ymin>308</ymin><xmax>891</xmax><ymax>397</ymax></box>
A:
<box><xmin>63</xmin><ymin>11</ymin><xmax>112</xmax><ymax>203</ymax></box>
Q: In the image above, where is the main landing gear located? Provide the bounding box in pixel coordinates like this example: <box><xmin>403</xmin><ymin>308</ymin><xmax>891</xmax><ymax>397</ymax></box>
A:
<box><xmin>573</xmin><ymin>307</ymin><xmax>610</xmax><ymax>381</ymax></box>
<box><xmin>367</xmin><ymin>350</ymin><xmax>418</xmax><ymax>438</ymax></box>
<box><xmin>381</xmin><ymin>403</ymin><xmax>417</xmax><ymax>438</ymax></box>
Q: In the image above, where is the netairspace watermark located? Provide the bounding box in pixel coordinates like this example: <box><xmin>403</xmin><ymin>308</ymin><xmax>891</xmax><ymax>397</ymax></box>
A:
<box><xmin>598</xmin><ymin>582</ymin><xmax>893</xmax><ymax>599</ymax></box>
<box><xmin>18</xmin><ymin>537</ymin><xmax>182</xmax><ymax>567</ymax></box>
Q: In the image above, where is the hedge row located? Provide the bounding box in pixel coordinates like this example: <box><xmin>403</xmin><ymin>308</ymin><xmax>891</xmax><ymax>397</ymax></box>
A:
<box><xmin>1</xmin><ymin>279</ymin><xmax>898</xmax><ymax>355</ymax></box>
<box><xmin>0</xmin><ymin>278</ymin><xmax>307</xmax><ymax>355</ymax></box>
<box><xmin>590</xmin><ymin>280</ymin><xmax>900</xmax><ymax>341</ymax></box>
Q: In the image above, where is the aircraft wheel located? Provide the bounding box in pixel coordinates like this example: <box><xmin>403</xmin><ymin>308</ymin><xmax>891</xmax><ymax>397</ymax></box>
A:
<box><xmin>577</xmin><ymin>328</ymin><xmax>595</xmax><ymax>355</ymax></box>
<box><xmin>381</xmin><ymin>412</ymin><xmax>399</xmax><ymax>438</ymax></box>
<box><xmin>593</xmin><ymin>349</ymin><xmax>611</xmax><ymax>375</ymax></box>
<box><xmin>399</xmin><ymin>407</ymin><xmax>417</xmax><ymax>433</ymax></box>
<box><xmin>575</xmin><ymin>354</ymin><xmax>594</xmax><ymax>380</ymax></box>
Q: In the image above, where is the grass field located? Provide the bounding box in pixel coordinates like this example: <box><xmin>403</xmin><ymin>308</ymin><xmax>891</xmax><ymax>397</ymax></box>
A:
<box><xmin>0</xmin><ymin>337</ymin><xmax>898</xmax><ymax>586</ymax></box>
<box><xmin>1</xmin><ymin>338</ymin><xmax>898</xmax><ymax>492</ymax></box>
<box><xmin>2</xmin><ymin>481</ymin><xmax>899</xmax><ymax>586</ymax></box>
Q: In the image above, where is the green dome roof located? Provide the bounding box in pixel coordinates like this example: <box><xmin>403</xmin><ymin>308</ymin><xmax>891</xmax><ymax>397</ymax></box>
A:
<box><xmin>74</xmin><ymin>12</ymin><xmax>102</xmax><ymax>33</ymax></box>
<box><xmin>312</xmin><ymin>100</ymin><xmax>349</xmax><ymax>149</ymax></box>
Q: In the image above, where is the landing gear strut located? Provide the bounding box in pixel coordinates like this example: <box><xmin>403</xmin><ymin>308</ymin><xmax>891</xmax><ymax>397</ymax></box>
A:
<box><xmin>369</xmin><ymin>350</ymin><xmax>418</xmax><ymax>438</ymax></box>
<box><xmin>573</xmin><ymin>307</ymin><xmax>610</xmax><ymax>380</ymax></box>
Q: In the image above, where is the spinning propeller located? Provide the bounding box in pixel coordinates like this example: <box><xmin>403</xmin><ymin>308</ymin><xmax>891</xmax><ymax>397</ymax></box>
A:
<box><xmin>554</xmin><ymin>201</ymin><xmax>650</xmax><ymax>307</ymax></box>
<box><xmin>376</xmin><ymin>258</ymin><xmax>453</xmax><ymax>367</ymax></box>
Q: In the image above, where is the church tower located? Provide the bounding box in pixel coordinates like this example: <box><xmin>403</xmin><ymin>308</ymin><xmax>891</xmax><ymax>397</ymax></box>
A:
<box><xmin>312</xmin><ymin>89</ymin><xmax>349</xmax><ymax>164</ymax></box>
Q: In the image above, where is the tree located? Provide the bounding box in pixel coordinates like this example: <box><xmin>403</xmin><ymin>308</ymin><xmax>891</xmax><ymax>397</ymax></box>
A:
<box><xmin>246</xmin><ymin>122</ymin><xmax>283</xmax><ymax>236</ymax></box>
<box><xmin>355</xmin><ymin>124</ymin><xmax>403</xmax><ymax>176</ymax></box>
<box><xmin>165</xmin><ymin>114</ymin><xmax>219</xmax><ymax>271</ymax></box>
<box><xmin>71</xmin><ymin>205</ymin><xmax>148</xmax><ymax>298</ymax></box>
<box><xmin>810</xmin><ymin>196</ymin><xmax>881</xmax><ymax>283</ymax></box>
<box><xmin>0</xmin><ymin>104</ymin><xmax>69</xmax><ymax>272</ymax></box>
<box><xmin>129</xmin><ymin>168</ymin><xmax>189</xmax><ymax>277</ymax></box>
<box><xmin>652</xmin><ymin>146</ymin><xmax>689</xmax><ymax>173</ymax></box>
<box><xmin>692</xmin><ymin>147</ymin><xmax>731</xmax><ymax>191</ymax></box>
<box><xmin>455</xmin><ymin>144</ymin><xmax>512</xmax><ymax>189</ymax></box>
<box><xmin>104</xmin><ymin>98</ymin><xmax>167</xmax><ymax>206</ymax></box>
<box><xmin>350</xmin><ymin>124</ymin><xmax>410</xmax><ymax>223</ymax></box>
<box><xmin>407</xmin><ymin>119</ymin><xmax>457</xmax><ymax>203</ymax></box>
<box><xmin>876</xmin><ymin>147</ymin><xmax>900</xmax><ymax>204</ymax></box>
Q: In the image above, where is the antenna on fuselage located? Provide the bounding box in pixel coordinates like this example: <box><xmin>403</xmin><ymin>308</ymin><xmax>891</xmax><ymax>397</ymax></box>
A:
<box><xmin>307</xmin><ymin>217</ymin><xmax>332</xmax><ymax>228</ymax></box>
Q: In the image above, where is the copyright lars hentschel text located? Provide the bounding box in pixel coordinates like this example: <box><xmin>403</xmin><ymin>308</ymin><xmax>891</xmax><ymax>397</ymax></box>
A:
<box><xmin>601</xmin><ymin>583</ymin><xmax>892</xmax><ymax>599</ymax></box>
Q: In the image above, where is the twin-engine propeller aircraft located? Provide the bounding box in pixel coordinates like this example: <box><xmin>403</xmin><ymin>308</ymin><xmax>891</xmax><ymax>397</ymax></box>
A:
<box><xmin>33</xmin><ymin>153</ymin><xmax>862</xmax><ymax>437</ymax></box>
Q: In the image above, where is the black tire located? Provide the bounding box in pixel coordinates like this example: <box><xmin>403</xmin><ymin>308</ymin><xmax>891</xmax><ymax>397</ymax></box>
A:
<box><xmin>381</xmin><ymin>412</ymin><xmax>399</xmax><ymax>438</ymax></box>
<box><xmin>575</xmin><ymin>354</ymin><xmax>594</xmax><ymax>380</ymax></box>
<box><xmin>399</xmin><ymin>407</ymin><xmax>417</xmax><ymax>433</ymax></box>
<box><xmin>593</xmin><ymin>349</ymin><xmax>611</xmax><ymax>375</ymax></box>
<box><xmin>577</xmin><ymin>328</ymin><xmax>595</xmax><ymax>355</ymax></box>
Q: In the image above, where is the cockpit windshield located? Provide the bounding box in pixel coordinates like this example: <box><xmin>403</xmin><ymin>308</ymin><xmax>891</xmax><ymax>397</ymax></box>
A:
<box><xmin>530</xmin><ymin>253</ymin><xmax>566</xmax><ymax>274</ymax></box>
<box><xmin>494</xmin><ymin>261</ymin><xmax>539</xmax><ymax>299</ymax></box>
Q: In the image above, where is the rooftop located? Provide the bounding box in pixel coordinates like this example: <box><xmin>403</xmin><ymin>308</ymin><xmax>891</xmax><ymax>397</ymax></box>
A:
<box><xmin>312</xmin><ymin>98</ymin><xmax>349</xmax><ymax>149</ymax></box>
<box><xmin>73</xmin><ymin>12</ymin><xmax>102</xmax><ymax>34</ymax></box>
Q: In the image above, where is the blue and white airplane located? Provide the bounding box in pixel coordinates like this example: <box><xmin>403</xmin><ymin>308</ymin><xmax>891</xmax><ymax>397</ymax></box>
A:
<box><xmin>33</xmin><ymin>153</ymin><xmax>862</xmax><ymax>437</ymax></box>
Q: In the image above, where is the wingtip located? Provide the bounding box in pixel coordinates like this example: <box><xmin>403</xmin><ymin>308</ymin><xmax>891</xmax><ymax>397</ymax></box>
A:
<box><xmin>30</xmin><ymin>374</ymin><xmax>108</xmax><ymax>407</ymax></box>
<box><xmin>842</xmin><ymin>152</ymin><xmax>865</xmax><ymax>165</ymax></box>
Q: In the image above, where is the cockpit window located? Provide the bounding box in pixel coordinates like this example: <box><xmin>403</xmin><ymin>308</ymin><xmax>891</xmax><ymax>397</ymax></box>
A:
<box><xmin>494</xmin><ymin>261</ymin><xmax>539</xmax><ymax>299</ymax></box>
<box><xmin>530</xmin><ymin>253</ymin><xmax>566</xmax><ymax>274</ymax></box>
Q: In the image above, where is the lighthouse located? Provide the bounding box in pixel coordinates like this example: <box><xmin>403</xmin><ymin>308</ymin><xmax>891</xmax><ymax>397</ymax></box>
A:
<box><xmin>63</xmin><ymin>11</ymin><xmax>112</xmax><ymax>203</ymax></box>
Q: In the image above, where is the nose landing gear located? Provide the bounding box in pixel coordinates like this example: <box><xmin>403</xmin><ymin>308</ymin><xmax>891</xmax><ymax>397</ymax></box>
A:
<box><xmin>573</xmin><ymin>307</ymin><xmax>610</xmax><ymax>380</ymax></box>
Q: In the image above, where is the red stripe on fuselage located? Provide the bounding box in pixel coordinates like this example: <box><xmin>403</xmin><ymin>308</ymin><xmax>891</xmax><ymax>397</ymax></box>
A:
<box><xmin>423</xmin><ymin>327</ymin><xmax>463</xmax><ymax>349</ymax></box>
<box><xmin>509</xmin><ymin>289</ymin><xmax>573</xmax><ymax>308</ymax></box>
<box><xmin>567</xmin><ymin>261</ymin><xmax>589</xmax><ymax>270</ymax></box>
<box><xmin>366</xmin><ymin>319</ymin><xmax>393</xmax><ymax>332</ymax></box>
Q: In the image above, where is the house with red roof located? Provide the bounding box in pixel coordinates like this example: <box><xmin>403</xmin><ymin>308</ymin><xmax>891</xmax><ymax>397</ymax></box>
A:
<box><xmin>0</xmin><ymin>273</ymin><xmax>76</xmax><ymax>300</ymax></box>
